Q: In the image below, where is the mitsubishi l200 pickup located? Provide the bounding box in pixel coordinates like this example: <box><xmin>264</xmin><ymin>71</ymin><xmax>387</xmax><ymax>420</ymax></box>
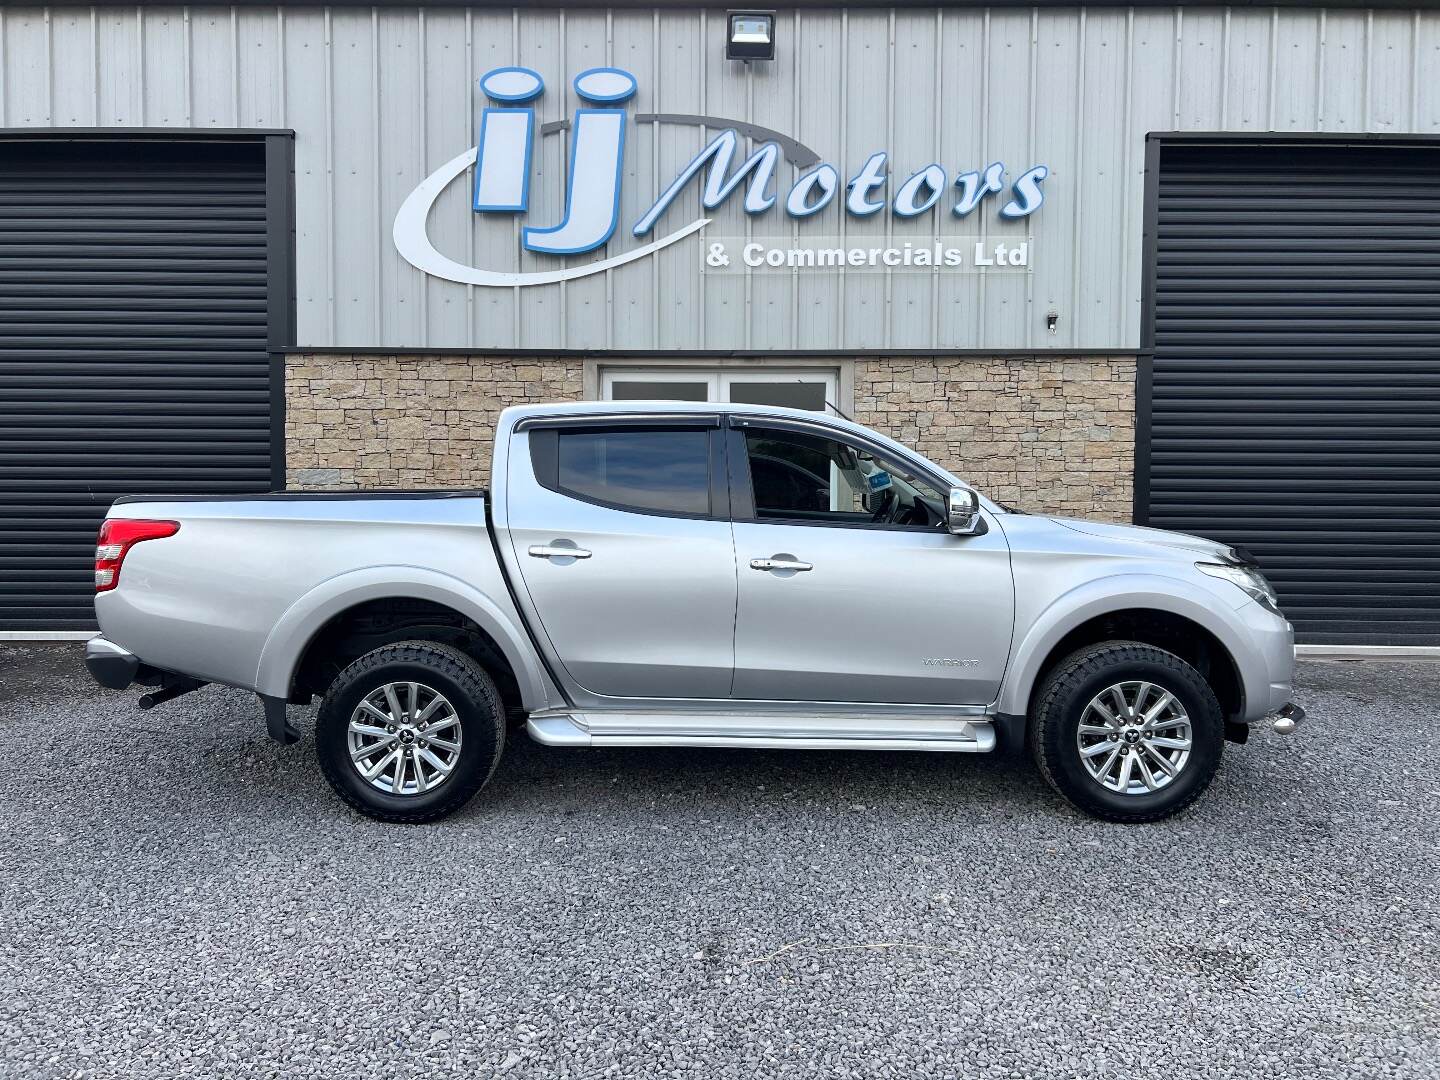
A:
<box><xmin>85</xmin><ymin>401</ymin><xmax>1303</xmax><ymax>823</ymax></box>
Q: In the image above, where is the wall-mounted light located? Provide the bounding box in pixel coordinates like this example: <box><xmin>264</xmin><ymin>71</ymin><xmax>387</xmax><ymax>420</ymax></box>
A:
<box><xmin>1046</xmin><ymin>311</ymin><xmax>1059</xmax><ymax>335</ymax></box>
<box><xmin>726</xmin><ymin>10</ymin><xmax>776</xmax><ymax>62</ymax></box>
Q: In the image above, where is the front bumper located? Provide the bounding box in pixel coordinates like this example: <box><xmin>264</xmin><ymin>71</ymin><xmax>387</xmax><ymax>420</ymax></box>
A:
<box><xmin>1232</xmin><ymin>600</ymin><xmax>1298</xmax><ymax>723</ymax></box>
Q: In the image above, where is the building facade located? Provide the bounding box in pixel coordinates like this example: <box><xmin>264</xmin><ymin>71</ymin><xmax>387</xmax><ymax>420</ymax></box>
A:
<box><xmin>1</xmin><ymin>1</ymin><xmax>1438</xmax><ymax>646</ymax></box>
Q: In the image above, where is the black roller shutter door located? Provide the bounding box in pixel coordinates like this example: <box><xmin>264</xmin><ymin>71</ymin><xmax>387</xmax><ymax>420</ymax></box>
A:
<box><xmin>0</xmin><ymin>138</ymin><xmax>279</xmax><ymax>632</ymax></box>
<box><xmin>1141</xmin><ymin>141</ymin><xmax>1440</xmax><ymax>646</ymax></box>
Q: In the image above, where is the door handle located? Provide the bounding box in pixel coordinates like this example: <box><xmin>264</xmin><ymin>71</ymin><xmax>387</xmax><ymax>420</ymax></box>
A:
<box><xmin>749</xmin><ymin>555</ymin><xmax>812</xmax><ymax>573</ymax></box>
<box><xmin>529</xmin><ymin>544</ymin><xmax>592</xmax><ymax>560</ymax></box>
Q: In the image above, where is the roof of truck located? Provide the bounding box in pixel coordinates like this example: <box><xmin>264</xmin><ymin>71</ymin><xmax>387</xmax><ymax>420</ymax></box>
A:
<box><xmin>502</xmin><ymin>398</ymin><xmax>846</xmax><ymax>420</ymax></box>
<box><xmin>498</xmin><ymin>397</ymin><xmax>927</xmax><ymax>449</ymax></box>
<box><xmin>498</xmin><ymin>399</ymin><xmax>901</xmax><ymax>436</ymax></box>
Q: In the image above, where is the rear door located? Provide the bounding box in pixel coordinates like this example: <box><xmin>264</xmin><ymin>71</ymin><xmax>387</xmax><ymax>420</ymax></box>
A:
<box><xmin>504</xmin><ymin>417</ymin><xmax>737</xmax><ymax>700</ymax></box>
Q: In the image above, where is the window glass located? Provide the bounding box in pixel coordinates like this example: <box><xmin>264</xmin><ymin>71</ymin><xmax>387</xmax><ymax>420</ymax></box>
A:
<box><xmin>607</xmin><ymin>380</ymin><xmax>710</xmax><ymax>402</ymax></box>
<box><xmin>726</xmin><ymin>380</ymin><xmax>829</xmax><ymax>411</ymax></box>
<box><xmin>557</xmin><ymin>428</ymin><xmax>710</xmax><ymax>516</ymax></box>
<box><xmin>600</xmin><ymin>368</ymin><xmax>838</xmax><ymax>412</ymax></box>
<box><xmin>743</xmin><ymin>427</ymin><xmax>946</xmax><ymax>529</ymax></box>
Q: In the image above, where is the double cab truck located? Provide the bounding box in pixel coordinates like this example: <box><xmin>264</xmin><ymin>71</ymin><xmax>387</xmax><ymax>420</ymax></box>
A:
<box><xmin>85</xmin><ymin>401</ymin><xmax>1303</xmax><ymax>823</ymax></box>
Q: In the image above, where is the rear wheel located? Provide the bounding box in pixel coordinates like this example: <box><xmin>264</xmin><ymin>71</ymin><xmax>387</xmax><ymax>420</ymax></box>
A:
<box><xmin>1028</xmin><ymin>641</ymin><xmax>1224</xmax><ymax>823</ymax></box>
<box><xmin>315</xmin><ymin>641</ymin><xmax>505</xmax><ymax>823</ymax></box>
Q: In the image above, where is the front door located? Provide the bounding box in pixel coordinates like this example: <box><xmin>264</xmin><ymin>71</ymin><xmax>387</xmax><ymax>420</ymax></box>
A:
<box><xmin>505</xmin><ymin>419</ymin><xmax>737</xmax><ymax>700</ymax></box>
<box><xmin>728</xmin><ymin>419</ymin><xmax>1014</xmax><ymax>705</ymax></box>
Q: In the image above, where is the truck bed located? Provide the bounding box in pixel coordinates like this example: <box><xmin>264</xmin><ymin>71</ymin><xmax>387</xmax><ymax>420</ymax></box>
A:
<box><xmin>97</xmin><ymin>491</ymin><xmax>517</xmax><ymax>698</ymax></box>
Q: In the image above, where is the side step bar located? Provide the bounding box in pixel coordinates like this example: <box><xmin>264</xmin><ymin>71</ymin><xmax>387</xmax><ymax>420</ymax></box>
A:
<box><xmin>527</xmin><ymin>710</ymin><xmax>995</xmax><ymax>753</ymax></box>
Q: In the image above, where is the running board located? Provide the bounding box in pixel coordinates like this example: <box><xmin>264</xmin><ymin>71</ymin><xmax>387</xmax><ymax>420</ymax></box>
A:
<box><xmin>527</xmin><ymin>710</ymin><xmax>995</xmax><ymax>752</ymax></box>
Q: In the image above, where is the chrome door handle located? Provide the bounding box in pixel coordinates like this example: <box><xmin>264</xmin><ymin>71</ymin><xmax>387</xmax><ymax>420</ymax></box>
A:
<box><xmin>749</xmin><ymin>556</ymin><xmax>812</xmax><ymax>572</ymax></box>
<box><xmin>529</xmin><ymin>544</ymin><xmax>592</xmax><ymax>559</ymax></box>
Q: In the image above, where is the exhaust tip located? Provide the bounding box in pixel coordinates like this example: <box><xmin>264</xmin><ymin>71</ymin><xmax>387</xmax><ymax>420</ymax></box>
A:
<box><xmin>1272</xmin><ymin>702</ymin><xmax>1305</xmax><ymax>735</ymax></box>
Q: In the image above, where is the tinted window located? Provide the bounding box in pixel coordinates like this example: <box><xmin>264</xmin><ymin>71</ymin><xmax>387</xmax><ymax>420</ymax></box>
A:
<box><xmin>607</xmin><ymin>380</ymin><xmax>709</xmax><ymax>402</ymax></box>
<box><xmin>726</xmin><ymin>381</ymin><xmax>829</xmax><ymax>411</ymax></box>
<box><xmin>556</xmin><ymin>428</ymin><xmax>710</xmax><ymax>516</ymax></box>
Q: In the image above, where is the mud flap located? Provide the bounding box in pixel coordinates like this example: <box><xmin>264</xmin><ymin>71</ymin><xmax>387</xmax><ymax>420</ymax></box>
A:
<box><xmin>262</xmin><ymin>694</ymin><xmax>302</xmax><ymax>744</ymax></box>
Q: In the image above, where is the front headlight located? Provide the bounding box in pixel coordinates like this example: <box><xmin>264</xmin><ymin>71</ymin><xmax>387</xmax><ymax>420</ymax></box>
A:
<box><xmin>1196</xmin><ymin>561</ymin><xmax>1282</xmax><ymax>614</ymax></box>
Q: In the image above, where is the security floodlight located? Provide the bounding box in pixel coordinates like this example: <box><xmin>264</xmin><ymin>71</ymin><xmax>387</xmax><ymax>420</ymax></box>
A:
<box><xmin>726</xmin><ymin>10</ymin><xmax>775</xmax><ymax>62</ymax></box>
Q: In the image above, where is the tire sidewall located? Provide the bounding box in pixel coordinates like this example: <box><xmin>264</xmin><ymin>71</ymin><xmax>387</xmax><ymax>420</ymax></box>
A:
<box><xmin>316</xmin><ymin>653</ymin><xmax>501</xmax><ymax>819</ymax></box>
<box><xmin>1040</xmin><ymin>651</ymin><xmax>1223</xmax><ymax>819</ymax></box>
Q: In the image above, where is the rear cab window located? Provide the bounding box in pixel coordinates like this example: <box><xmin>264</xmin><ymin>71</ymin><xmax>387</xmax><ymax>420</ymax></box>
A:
<box><xmin>528</xmin><ymin>421</ymin><xmax>724</xmax><ymax>518</ymax></box>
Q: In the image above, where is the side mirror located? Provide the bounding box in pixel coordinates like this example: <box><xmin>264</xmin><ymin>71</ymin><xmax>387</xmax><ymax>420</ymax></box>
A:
<box><xmin>947</xmin><ymin>487</ymin><xmax>984</xmax><ymax>535</ymax></box>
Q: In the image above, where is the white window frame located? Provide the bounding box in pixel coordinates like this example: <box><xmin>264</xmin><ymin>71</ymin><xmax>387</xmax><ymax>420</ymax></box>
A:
<box><xmin>592</xmin><ymin>361</ymin><xmax>849</xmax><ymax>416</ymax></box>
<box><xmin>599</xmin><ymin>368</ymin><xmax>719</xmax><ymax>400</ymax></box>
<box><xmin>717</xmin><ymin>369</ymin><xmax>839</xmax><ymax>410</ymax></box>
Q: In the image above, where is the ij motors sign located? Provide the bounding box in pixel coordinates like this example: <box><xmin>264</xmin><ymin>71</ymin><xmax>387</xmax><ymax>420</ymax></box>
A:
<box><xmin>394</xmin><ymin>66</ymin><xmax>1048</xmax><ymax>288</ymax></box>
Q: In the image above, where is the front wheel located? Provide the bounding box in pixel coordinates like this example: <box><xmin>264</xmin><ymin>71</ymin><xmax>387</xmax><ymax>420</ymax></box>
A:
<box><xmin>1028</xmin><ymin>641</ymin><xmax>1224</xmax><ymax>823</ymax></box>
<box><xmin>315</xmin><ymin>641</ymin><xmax>506</xmax><ymax>823</ymax></box>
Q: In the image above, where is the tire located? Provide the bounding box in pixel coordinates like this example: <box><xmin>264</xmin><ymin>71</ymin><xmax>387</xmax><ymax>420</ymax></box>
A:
<box><xmin>1028</xmin><ymin>641</ymin><xmax>1223</xmax><ymax>823</ymax></box>
<box><xmin>315</xmin><ymin>640</ymin><xmax>506</xmax><ymax>823</ymax></box>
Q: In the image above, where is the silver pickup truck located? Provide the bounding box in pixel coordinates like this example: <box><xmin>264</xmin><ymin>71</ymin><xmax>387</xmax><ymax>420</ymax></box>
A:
<box><xmin>85</xmin><ymin>400</ymin><xmax>1302</xmax><ymax>824</ymax></box>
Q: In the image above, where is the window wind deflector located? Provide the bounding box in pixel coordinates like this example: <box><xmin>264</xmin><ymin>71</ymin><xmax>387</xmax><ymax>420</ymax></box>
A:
<box><xmin>515</xmin><ymin>413</ymin><xmax>721</xmax><ymax>432</ymax></box>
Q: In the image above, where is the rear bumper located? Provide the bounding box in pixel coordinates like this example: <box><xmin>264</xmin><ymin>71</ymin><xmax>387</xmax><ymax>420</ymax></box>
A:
<box><xmin>84</xmin><ymin>637</ymin><xmax>142</xmax><ymax>690</ymax></box>
<box><xmin>86</xmin><ymin>635</ymin><xmax>297</xmax><ymax>739</ymax></box>
<box><xmin>84</xmin><ymin>636</ymin><xmax>170</xmax><ymax>691</ymax></box>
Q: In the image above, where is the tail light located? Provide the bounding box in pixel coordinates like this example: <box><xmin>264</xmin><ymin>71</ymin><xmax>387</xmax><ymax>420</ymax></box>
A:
<box><xmin>95</xmin><ymin>519</ymin><xmax>179</xmax><ymax>592</ymax></box>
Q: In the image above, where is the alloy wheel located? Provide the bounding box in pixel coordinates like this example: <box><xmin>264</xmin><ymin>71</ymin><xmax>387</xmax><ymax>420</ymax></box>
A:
<box><xmin>1075</xmin><ymin>680</ymin><xmax>1193</xmax><ymax>796</ymax></box>
<box><xmin>347</xmin><ymin>681</ymin><xmax>463</xmax><ymax>796</ymax></box>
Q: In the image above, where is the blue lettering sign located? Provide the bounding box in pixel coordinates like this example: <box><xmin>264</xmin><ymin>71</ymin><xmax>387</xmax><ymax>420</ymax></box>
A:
<box><xmin>410</xmin><ymin>65</ymin><xmax>1050</xmax><ymax>285</ymax></box>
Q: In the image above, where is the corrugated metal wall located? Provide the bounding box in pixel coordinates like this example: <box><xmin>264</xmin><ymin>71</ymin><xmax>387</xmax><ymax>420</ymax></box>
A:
<box><xmin>1143</xmin><ymin>140</ymin><xmax>1440</xmax><ymax>645</ymax></box>
<box><xmin>1</xmin><ymin>5</ymin><xmax>1438</xmax><ymax>352</ymax></box>
<box><xmin>0</xmin><ymin>137</ymin><xmax>274</xmax><ymax>632</ymax></box>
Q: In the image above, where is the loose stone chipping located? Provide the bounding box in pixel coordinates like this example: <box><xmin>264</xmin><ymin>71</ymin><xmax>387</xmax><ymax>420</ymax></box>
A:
<box><xmin>4</xmin><ymin>646</ymin><xmax>1437</xmax><ymax>1080</ymax></box>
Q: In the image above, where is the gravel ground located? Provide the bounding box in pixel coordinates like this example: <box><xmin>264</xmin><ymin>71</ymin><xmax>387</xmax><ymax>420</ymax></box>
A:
<box><xmin>1</xmin><ymin>644</ymin><xmax>1437</xmax><ymax>1079</ymax></box>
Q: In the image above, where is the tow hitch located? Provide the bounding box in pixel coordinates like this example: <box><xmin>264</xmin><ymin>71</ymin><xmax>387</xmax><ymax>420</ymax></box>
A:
<box><xmin>137</xmin><ymin>674</ymin><xmax>207</xmax><ymax>710</ymax></box>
